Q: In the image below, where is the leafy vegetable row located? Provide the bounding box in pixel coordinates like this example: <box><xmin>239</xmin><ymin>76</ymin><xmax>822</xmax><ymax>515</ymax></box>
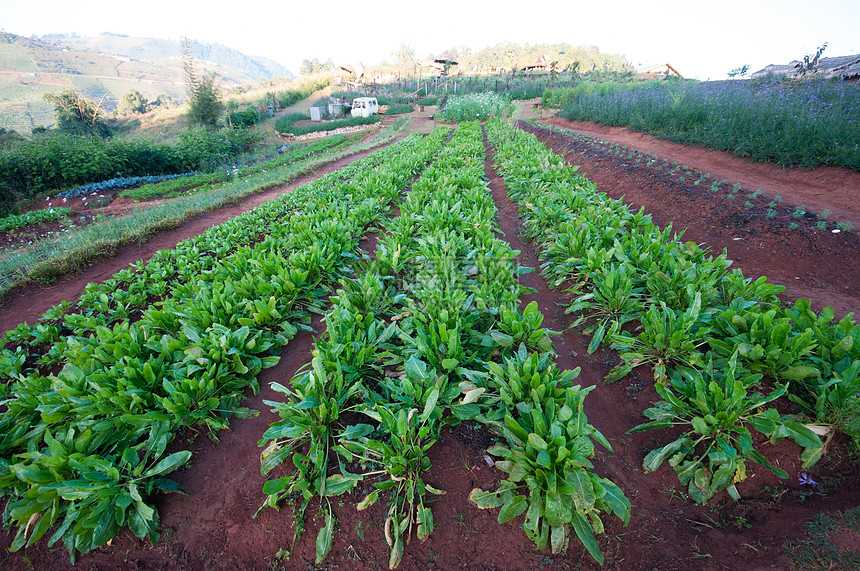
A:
<box><xmin>258</xmin><ymin>122</ymin><xmax>629</xmax><ymax>568</ymax></box>
<box><xmin>486</xmin><ymin>119</ymin><xmax>858</xmax><ymax>504</ymax></box>
<box><xmin>0</xmin><ymin>129</ymin><xmax>450</xmax><ymax>562</ymax></box>
<box><xmin>0</xmin><ymin>134</ymin><xmax>441</xmax><ymax>383</ymax></box>
<box><xmin>0</xmin><ymin>208</ymin><xmax>73</xmax><ymax>232</ymax></box>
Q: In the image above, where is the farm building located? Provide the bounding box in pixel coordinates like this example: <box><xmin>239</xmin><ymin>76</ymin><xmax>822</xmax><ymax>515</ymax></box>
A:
<box><xmin>751</xmin><ymin>54</ymin><xmax>860</xmax><ymax>79</ymax></box>
<box><xmin>635</xmin><ymin>63</ymin><xmax>684</xmax><ymax>80</ymax></box>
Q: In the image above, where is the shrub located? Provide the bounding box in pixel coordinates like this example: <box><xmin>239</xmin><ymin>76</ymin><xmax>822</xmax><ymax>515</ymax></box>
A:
<box><xmin>385</xmin><ymin>104</ymin><xmax>414</xmax><ymax>115</ymax></box>
<box><xmin>229</xmin><ymin>106</ymin><xmax>262</xmax><ymax>127</ymax></box>
<box><xmin>438</xmin><ymin>93</ymin><xmax>512</xmax><ymax>122</ymax></box>
<box><xmin>0</xmin><ymin>129</ymin><xmax>243</xmax><ymax>214</ymax></box>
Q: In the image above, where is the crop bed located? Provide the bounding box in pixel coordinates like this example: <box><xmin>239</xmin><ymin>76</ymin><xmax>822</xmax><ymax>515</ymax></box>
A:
<box><xmin>0</xmin><ymin>118</ymin><xmax>857</xmax><ymax>570</ymax></box>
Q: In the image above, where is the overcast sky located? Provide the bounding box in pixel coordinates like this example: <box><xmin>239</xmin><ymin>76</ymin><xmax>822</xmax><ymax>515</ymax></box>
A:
<box><xmin>2</xmin><ymin>0</ymin><xmax>857</xmax><ymax>80</ymax></box>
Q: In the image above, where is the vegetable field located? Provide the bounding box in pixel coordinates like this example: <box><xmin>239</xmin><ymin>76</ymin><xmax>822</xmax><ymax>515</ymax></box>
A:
<box><xmin>0</xmin><ymin>109</ymin><xmax>858</xmax><ymax>570</ymax></box>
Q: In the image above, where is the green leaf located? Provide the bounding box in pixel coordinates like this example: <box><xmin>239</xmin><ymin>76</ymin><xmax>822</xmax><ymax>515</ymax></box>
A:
<box><xmin>420</xmin><ymin>387</ymin><xmax>440</xmax><ymax>424</ymax></box>
<box><xmin>469</xmin><ymin>488</ymin><xmax>505</xmax><ymax>510</ymax></box>
<box><xmin>642</xmin><ymin>438</ymin><xmax>688</xmax><ymax>473</ymax></box>
<box><xmin>141</xmin><ymin>451</ymin><xmax>192</xmax><ymax>478</ymax></box>
<box><xmin>527</xmin><ymin>433</ymin><xmax>548</xmax><ymax>452</ymax></box>
<box><xmin>315</xmin><ymin>508</ymin><xmax>335</xmax><ymax>565</ymax></box>
<box><xmin>490</xmin><ymin>332</ymin><xmax>514</xmax><ymax>348</ymax></box>
<box><xmin>550</xmin><ymin>524</ymin><xmax>567</xmax><ymax>555</ymax></box>
<box><xmin>571</xmin><ymin>512</ymin><xmax>603</xmax><ymax>565</ymax></box>
<box><xmin>357</xmin><ymin>490</ymin><xmax>379</xmax><ymax>511</ymax></box>
<box><xmin>498</xmin><ymin>494</ymin><xmax>528</xmax><ymax>523</ymax></box>
<box><xmin>323</xmin><ymin>474</ymin><xmax>357</xmax><ymax>496</ymax></box>
<box><xmin>780</xmin><ymin>366</ymin><xmax>820</xmax><ymax>381</ymax></box>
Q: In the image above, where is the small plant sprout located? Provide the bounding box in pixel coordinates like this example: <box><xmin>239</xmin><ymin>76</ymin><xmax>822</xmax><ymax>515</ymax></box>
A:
<box><xmin>798</xmin><ymin>473</ymin><xmax>818</xmax><ymax>486</ymax></box>
<box><xmin>818</xmin><ymin>209</ymin><xmax>830</xmax><ymax>220</ymax></box>
<box><xmin>766</xmin><ymin>209</ymin><xmax>777</xmax><ymax>219</ymax></box>
<box><xmin>747</xmin><ymin>188</ymin><xmax>762</xmax><ymax>199</ymax></box>
<box><xmin>732</xmin><ymin>183</ymin><xmax>741</xmax><ymax>193</ymax></box>
<box><xmin>789</xmin><ymin>222</ymin><xmax>799</xmax><ymax>230</ymax></box>
<box><xmin>726</xmin><ymin>194</ymin><xmax>735</xmax><ymax>200</ymax></box>
<box><xmin>793</xmin><ymin>205</ymin><xmax>806</xmax><ymax>219</ymax></box>
<box><xmin>745</xmin><ymin>201</ymin><xmax>754</xmax><ymax>209</ymax></box>
<box><xmin>817</xmin><ymin>220</ymin><xmax>827</xmax><ymax>231</ymax></box>
<box><xmin>836</xmin><ymin>221</ymin><xmax>853</xmax><ymax>232</ymax></box>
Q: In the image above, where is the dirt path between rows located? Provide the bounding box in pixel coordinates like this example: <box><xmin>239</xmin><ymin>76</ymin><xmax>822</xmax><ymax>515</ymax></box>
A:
<box><xmin>0</xmin><ymin>143</ymin><xmax>394</xmax><ymax>333</ymax></box>
<box><xmin>524</xmin><ymin>111</ymin><xmax>860</xmax><ymax>229</ymax></box>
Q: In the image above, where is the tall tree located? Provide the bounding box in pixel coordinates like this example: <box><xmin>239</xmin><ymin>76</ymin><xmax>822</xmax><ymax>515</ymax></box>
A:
<box><xmin>392</xmin><ymin>43</ymin><xmax>416</xmax><ymax>79</ymax></box>
<box><xmin>182</xmin><ymin>37</ymin><xmax>223</xmax><ymax>127</ymax></box>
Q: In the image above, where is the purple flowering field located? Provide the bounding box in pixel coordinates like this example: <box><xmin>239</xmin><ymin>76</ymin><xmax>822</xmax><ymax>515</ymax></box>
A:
<box><xmin>558</xmin><ymin>77</ymin><xmax>860</xmax><ymax>171</ymax></box>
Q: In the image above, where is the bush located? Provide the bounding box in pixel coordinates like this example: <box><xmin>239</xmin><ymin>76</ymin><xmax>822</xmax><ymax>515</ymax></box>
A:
<box><xmin>229</xmin><ymin>106</ymin><xmax>262</xmax><ymax>127</ymax></box>
<box><xmin>385</xmin><ymin>104</ymin><xmax>414</xmax><ymax>115</ymax></box>
<box><xmin>0</xmin><ymin>129</ymin><xmax>243</xmax><ymax>214</ymax></box>
<box><xmin>437</xmin><ymin>92</ymin><xmax>512</xmax><ymax>122</ymax></box>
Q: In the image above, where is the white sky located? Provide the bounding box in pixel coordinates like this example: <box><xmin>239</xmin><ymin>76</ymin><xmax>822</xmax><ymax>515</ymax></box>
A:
<box><xmin>1</xmin><ymin>0</ymin><xmax>858</xmax><ymax>80</ymax></box>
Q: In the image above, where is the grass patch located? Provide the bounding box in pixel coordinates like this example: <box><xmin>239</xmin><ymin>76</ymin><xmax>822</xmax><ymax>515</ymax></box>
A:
<box><xmin>782</xmin><ymin>507</ymin><xmax>860</xmax><ymax>570</ymax></box>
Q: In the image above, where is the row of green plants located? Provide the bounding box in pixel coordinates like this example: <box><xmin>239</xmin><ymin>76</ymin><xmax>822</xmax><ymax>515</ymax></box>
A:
<box><xmin>0</xmin><ymin>129</ymin><xmax>253</xmax><ymax>214</ymax></box>
<box><xmin>0</xmin><ymin>130</ymin><xmax>449</xmax><ymax>562</ymax></box>
<box><xmin>487</xmin><ymin>119</ymin><xmax>858</xmax><ymax>504</ymax></box>
<box><xmin>0</xmin><ymin>207</ymin><xmax>73</xmax><ymax>233</ymax></box>
<box><xmin>275</xmin><ymin>113</ymin><xmax>381</xmax><ymax>136</ymax></box>
<box><xmin>118</xmin><ymin>137</ymin><xmax>355</xmax><ymax>202</ymax></box>
<box><xmin>0</xmin><ymin>126</ymin><xmax>403</xmax><ymax>298</ymax></box>
<box><xmin>257</xmin><ymin>122</ymin><xmax>629</xmax><ymax>568</ymax></box>
<box><xmin>525</xmin><ymin>121</ymin><xmax>854</xmax><ymax>233</ymax></box>
<box><xmin>553</xmin><ymin>77</ymin><xmax>860</xmax><ymax>171</ymax></box>
<box><xmin>437</xmin><ymin>92</ymin><xmax>513</xmax><ymax>123</ymax></box>
<box><xmin>384</xmin><ymin>104</ymin><xmax>414</xmax><ymax>116</ymax></box>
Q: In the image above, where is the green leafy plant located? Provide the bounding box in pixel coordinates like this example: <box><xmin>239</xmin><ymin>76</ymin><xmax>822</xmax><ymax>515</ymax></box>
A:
<box><xmin>629</xmin><ymin>354</ymin><xmax>822</xmax><ymax>504</ymax></box>
<box><xmin>470</xmin><ymin>385</ymin><xmax>630</xmax><ymax>564</ymax></box>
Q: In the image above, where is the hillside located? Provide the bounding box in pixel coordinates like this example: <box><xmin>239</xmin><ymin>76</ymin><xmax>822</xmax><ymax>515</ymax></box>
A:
<box><xmin>0</xmin><ymin>32</ymin><xmax>294</xmax><ymax>133</ymax></box>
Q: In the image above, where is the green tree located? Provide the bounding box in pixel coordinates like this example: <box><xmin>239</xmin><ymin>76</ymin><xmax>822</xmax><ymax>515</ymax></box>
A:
<box><xmin>182</xmin><ymin>37</ymin><xmax>223</xmax><ymax>127</ymax></box>
<box><xmin>118</xmin><ymin>89</ymin><xmax>149</xmax><ymax>115</ymax></box>
<box><xmin>43</xmin><ymin>89</ymin><xmax>110</xmax><ymax>137</ymax></box>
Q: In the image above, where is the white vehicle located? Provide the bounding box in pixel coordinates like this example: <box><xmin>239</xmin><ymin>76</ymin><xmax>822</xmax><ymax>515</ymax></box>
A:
<box><xmin>350</xmin><ymin>97</ymin><xmax>379</xmax><ymax>118</ymax></box>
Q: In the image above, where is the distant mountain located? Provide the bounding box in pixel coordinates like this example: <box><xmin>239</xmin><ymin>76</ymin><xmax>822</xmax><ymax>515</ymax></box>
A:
<box><xmin>0</xmin><ymin>31</ymin><xmax>294</xmax><ymax>132</ymax></box>
<box><xmin>42</xmin><ymin>33</ymin><xmax>294</xmax><ymax>82</ymax></box>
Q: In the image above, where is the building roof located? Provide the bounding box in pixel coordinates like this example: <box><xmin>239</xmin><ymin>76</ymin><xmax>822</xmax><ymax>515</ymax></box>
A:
<box><xmin>751</xmin><ymin>54</ymin><xmax>860</xmax><ymax>79</ymax></box>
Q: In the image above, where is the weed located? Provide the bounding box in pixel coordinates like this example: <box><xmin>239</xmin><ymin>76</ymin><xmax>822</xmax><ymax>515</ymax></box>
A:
<box><xmin>781</xmin><ymin>506</ymin><xmax>860</xmax><ymax>570</ymax></box>
<box><xmin>452</xmin><ymin>512</ymin><xmax>479</xmax><ymax>534</ymax></box>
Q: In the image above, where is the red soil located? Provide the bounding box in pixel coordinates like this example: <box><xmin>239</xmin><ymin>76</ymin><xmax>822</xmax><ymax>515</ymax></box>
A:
<box><xmin>0</xmin><ymin>116</ymin><xmax>858</xmax><ymax>570</ymax></box>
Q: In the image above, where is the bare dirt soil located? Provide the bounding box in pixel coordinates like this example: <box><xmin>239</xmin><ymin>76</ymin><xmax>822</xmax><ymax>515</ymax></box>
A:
<box><xmin>1</xmin><ymin>114</ymin><xmax>858</xmax><ymax>570</ymax></box>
